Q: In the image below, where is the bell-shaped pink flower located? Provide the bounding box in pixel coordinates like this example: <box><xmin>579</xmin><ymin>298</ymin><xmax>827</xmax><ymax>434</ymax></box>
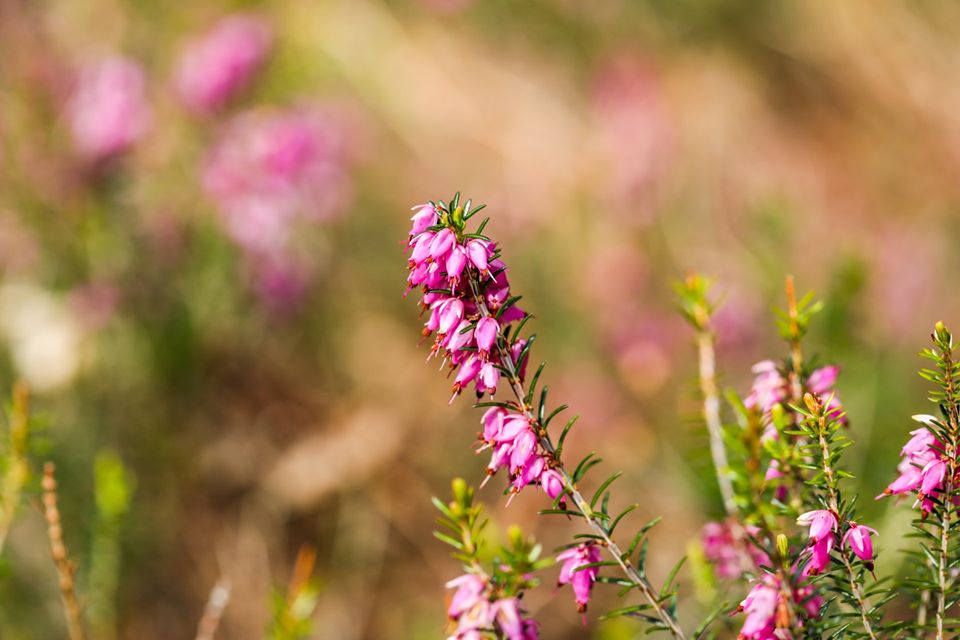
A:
<box><xmin>466</xmin><ymin>239</ymin><xmax>491</xmax><ymax>274</ymax></box>
<box><xmin>557</xmin><ymin>543</ymin><xmax>602</xmax><ymax>612</ymax></box>
<box><xmin>492</xmin><ymin>598</ymin><xmax>523</xmax><ymax>640</ymax></box>
<box><xmin>430</xmin><ymin>228</ymin><xmax>456</xmax><ymax>260</ymax></box>
<box><xmin>409</xmin><ymin>203</ymin><xmax>438</xmax><ymax>236</ymax></box>
<box><xmin>842</xmin><ymin>523</ymin><xmax>877</xmax><ymax>564</ymax></box>
<box><xmin>475</xmin><ymin>317</ymin><xmax>499</xmax><ymax>356</ymax></box>
<box><xmin>446</xmin><ymin>246</ymin><xmax>468</xmax><ymax>287</ymax></box>
<box><xmin>807</xmin><ymin>365</ymin><xmax>839</xmax><ymax>395</ymax></box>
<box><xmin>540</xmin><ymin>468</ymin><xmax>565</xmax><ymax>500</ymax></box>
<box><xmin>802</xmin><ymin>535</ymin><xmax>834</xmax><ymax>576</ymax></box>
<box><xmin>921</xmin><ymin>459</ymin><xmax>947</xmax><ymax>496</ymax></box>
<box><xmin>175</xmin><ymin>14</ymin><xmax>272</xmax><ymax>114</ymax></box>
<box><xmin>446</xmin><ymin>573</ymin><xmax>486</xmax><ymax>619</ymax></box>
<box><xmin>477</xmin><ymin>362</ymin><xmax>500</xmax><ymax>394</ymax></box>
<box><xmin>437</xmin><ymin>298</ymin><xmax>465</xmax><ymax>336</ymax></box>
<box><xmin>796</xmin><ymin>509</ymin><xmax>837</xmax><ymax>542</ymax></box>
<box><xmin>510</xmin><ymin>429</ymin><xmax>538</xmax><ymax>471</ymax></box>
<box><xmin>738</xmin><ymin>581</ymin><xmax>778</xmax><ymax>639</ymax></box>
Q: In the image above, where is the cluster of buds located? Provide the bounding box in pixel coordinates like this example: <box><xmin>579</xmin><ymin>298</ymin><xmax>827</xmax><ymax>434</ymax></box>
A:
<box><xmin>446</xmin><ymin>573</ymin><xmax>539</xmax><ymax>640</ymax></box>
<box><xmin>796</xmin><ymin>509</ymin><xmax>876</xmax><ymax>574</ymax></box>
<box><xmin>736</xmin><ymin>574</ymin><xmax>822</xmax><ymax>640</ymax></box>
<box><xmin>555</xmin><ymin>543</ymin><xmax>602</xmax><ymax>614</ymax></box>
<box><xmin>700</xmin><ymin>522</ymin><xmax>770</xmax><ymax>580</ymax></box>
<box><xmin>877</xmin><ymin>415</ymin><xmax>948</xmax><ymax>514</ymax></box>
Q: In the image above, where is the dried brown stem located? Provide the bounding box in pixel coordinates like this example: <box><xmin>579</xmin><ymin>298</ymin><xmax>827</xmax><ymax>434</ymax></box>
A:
<box><xmin>42</xmin><ymin>462</ymin><xmax>87</xmax><ymax>640</ymax></box>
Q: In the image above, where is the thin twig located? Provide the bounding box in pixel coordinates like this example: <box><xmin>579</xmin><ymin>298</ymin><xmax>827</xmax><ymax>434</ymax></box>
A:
<box><xmin>812</xmin><ymin>407</ymin><xmax>876</xmax><ymax>639</ymax></box>
<box><xmin>195</xmin><ymin>578</ymin><xmax>231</xmax><ymax>640</ymax></box>
<box><xmin>935</xmin><ymin>338</ymin><xmax>960</xmax><ymax>640</ymax></box>
<box><xmin>42</xmin><ymin>462</ymin><xmax>87</xmax><ymax>640</ymax></box>
<box><xmin>694</xmin><ymin>314</ymin><xmax>737</xmax><ymax>518</ymax></box>
<box><xmin>468</xmin><ymin>277</ymin><xmax>687</xmax><ymax>639</ymax></box>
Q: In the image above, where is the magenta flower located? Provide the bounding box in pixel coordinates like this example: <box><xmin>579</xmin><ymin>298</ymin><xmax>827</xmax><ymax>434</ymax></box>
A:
<box><xmin>67</xmin><ymin>57</ymin><xmax>151</xmax><ymax>161</ymax></box>
<box><xmin>796</xmin><ymin>509</ymin><xmax>838</xmax><ymax>542</ymax></box>
<box><xmin>801</xmin><ymin>535</ymin><xmax>834</xmax><ymax>577</ymax></box>
<box><xmin>744</xmin><ymin>360</ymin><xmax>787</xmax><ymax>417</ymax></box>
<box><xmin>738</xmin><ymin>580</ymin><xmax>778</xmax><ymax>639</ymax></box>
<box><xmin>878</xmin><ymin>418</ymin><xmax>947</xmax><ymax>513</ymax></box>
<box><xmin>410</xmin><ymin>203</ymin><xmax>438</xmax><ymax>236</ymax></box>
<box><xmin>204</xmin><ymin>108</ymin><xmax>351</xmax><ymax>253</ymax></box>
<box><xmin>446</xmin><ymin>573</ymin><xmax>486</xmax><ymax>619</ymax></box>
<box><xmin>175</xmin><ymin>14</ymin><xmax>271</xmax><ymax>114</ymax></box>
<box><xmin>701</xmin><ymin>522</ymin><xmax>770</xmax><ymax>580</ymax></box>
<box><xmin>474</xmin><ymin>317</ymin><xmax>499</xmax><ymax>357</ymax></box>
<box><xmin>539</xmin><ymin>468</ymin><xmax>564</xmax><ymax>501</ymax></box>
<box><xmin>556</xmin><ymin>543</ymin><xmax>602</xmax><ymax>613</ymax></box>
<box><xmin>842</xmin><ymin>523</ymin><xmax>878</xmax><ymax>564</ymax></box>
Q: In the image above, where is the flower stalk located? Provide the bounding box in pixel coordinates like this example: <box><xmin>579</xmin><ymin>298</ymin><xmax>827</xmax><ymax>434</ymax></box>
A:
<box><xmin>466</xmin><ymin>276</ymin><xmax>687</xmax><ymax>639</ymax></box>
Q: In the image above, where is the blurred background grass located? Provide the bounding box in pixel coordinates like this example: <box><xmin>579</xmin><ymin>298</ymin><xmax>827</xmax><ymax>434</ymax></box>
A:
<box><xmin>1</xmin><ymin>0</ymin><xmax>960</xmax><ymax>637</ymax></box>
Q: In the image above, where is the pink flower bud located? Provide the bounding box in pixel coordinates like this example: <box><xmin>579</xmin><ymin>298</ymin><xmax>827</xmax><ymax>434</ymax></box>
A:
<box><xmin>842</xmin><ymin>523</ymin><xmax>877</xmax><ymax>563</ymax></box>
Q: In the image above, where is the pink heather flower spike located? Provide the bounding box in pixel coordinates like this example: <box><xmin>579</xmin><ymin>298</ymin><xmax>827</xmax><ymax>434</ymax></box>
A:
<box><xmin>175</xmin><ymin>14</ymin><xmax>272</xmax><ymax>114</ymax></box>
<box><xmin>842</xmin><ymin>523</ymin><xmax>878</xmax><ymax>565</ymax></box>
<box><xmin>67</xmin><ymin>57</ymin><xmax>152</xmax><ymax>161</ymax></box>
<box><xmin>796</xmin><ymin>509</ymin><xmax>838</xmax><ymax>542</ymax></box>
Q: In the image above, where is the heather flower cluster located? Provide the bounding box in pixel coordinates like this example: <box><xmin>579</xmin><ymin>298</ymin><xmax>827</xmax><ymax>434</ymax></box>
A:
<box><xmin>405</xmin><ymin>201</ymin><xmax>564</xmax><ymax>501</ymax></box>
<box><xmin>745</xmin><ymin>360</ymin><xmax>845</xmax><ymax>435</ymax></box>
<box><xmin>60</xmin><ymin>12</ymin><xmax>355</xmax><ymax>311</ymax></box>
<box><xmin>700</xmin><ymin>521</ymin><xmax>769</xmax><ymax>580</ymax></box>
<box><xmin>446</xmin><ymin>573</ymin><xmax>539</xmax><ymax>640</ymax></box>
<box><xmin>413</xmin><ymin>198</ymin><xmax>689</xmax><ymax>636</ymax></box>
<box><xmin>877</xmin><ymin>415</ymin><xmax>948</xmax><ymax>514</ymax></box>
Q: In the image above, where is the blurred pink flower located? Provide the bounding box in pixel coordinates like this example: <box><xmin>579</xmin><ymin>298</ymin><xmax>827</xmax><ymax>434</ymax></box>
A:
<box><xmin>203</xmin><ymin>108</ymin><xmax>351</xmax><ymax>255</ymax></box>
<box><xmin>591</xmin><ymin>55</ymin><xmax>673</xmax><ymax>219</ymax></box>
<box><xmin>67</xmin><ymin>57</ymin><xmax>152</xmax><ymax>160</ymax></box>
<box><xmin>175</xmin><ymin>14</ymin><xmax>272</xmax><ymax>114</ymax></box>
